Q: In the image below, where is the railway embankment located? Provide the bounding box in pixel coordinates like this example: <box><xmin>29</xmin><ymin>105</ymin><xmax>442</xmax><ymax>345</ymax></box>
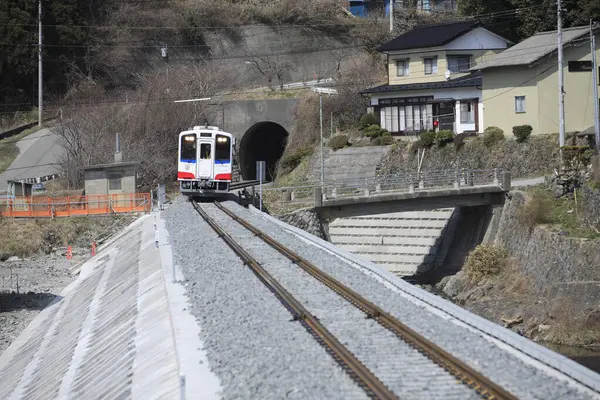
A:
<box><xmin>439</xmin><ymin>188</ymin><xmax>600</xmax><ymax>349</ymax></box>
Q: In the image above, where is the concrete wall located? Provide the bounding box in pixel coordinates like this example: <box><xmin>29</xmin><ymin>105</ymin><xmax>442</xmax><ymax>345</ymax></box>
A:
<box><xmin>84</xmin><ymin>166</ymin><xmax>137</xmax><ymax>196</ymax></box>
<box><xmin>482</xmin><ymin>35</ymin><xmax>600</xmax><ymax>135</ymax></box>
<box><xmin>482</xmin><ymin>65</ymin><xmax>541</xmax><ymax>134</ymax></box>
<box><xmin>220</xmin><ymin>99</ymin><xmax>299</xmax><ymax>141</ymax></box>
<box><xmin>537</xmin><ymin>41</ymin><xmax>600</xmax><ymax>134</ymax></box>
<box><xmin>494</xmin><ymin>191</ymin><xmax>600</xmax><ymax>302</ymax></box>
<box><xmin>202</xmin><ymin>25</ymin><xmax>366</xmax><ymax>87</ymax></box>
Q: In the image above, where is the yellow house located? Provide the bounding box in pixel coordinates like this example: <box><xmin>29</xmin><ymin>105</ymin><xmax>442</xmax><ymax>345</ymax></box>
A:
<box><xmin>361</xmin><ymin>21</ymin><xmax>510</xmax><ymax>135</ymax></box>
<box><xmin>473</xmin><ymin>26</ymin><xmax>599</xmax><ymax>136</ymax></box>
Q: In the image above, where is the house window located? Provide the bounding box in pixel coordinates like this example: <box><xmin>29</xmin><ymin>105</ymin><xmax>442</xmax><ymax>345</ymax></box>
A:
<box><xmin>448</xmin><ymin>56</ymin><xmax>470</xmax><ymax>73</ymax></box>
<box><xmin>460</xmin><ymin>101</ymin><xmax>475</xmax><ymax>123</ymax></box>
<box><xmin>380</xmin><ymin>103</ymin><xmax>433</xmax><ymax>133</ymax></box>
<box><xmin>396</xmin><ymin>59</ymin><xmax>409</xmax><ymax>76</ymax></box>
<box><xmin>108</xmin><ymin>172</ymin><xmax>122</xmax><ymax>191</ymax></box>
<box><xmin>515</xmin><ymin>96</ymin><xmax>526</xmax><ymax>113</ymax></box>
<box><xmin>424</xmin><ymin>57</ymin><xmax>438</xmax><ymax>75</ymax></box>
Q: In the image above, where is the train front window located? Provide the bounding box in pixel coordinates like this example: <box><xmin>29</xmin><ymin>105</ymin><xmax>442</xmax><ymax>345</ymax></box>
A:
<box><xmin>180</xmin><ymin>135</ymin><xmax>196</xmax><ymax>162</ymax></box>
<box><xmin>215</xmin><ymin>134</ymin><xmax>230</xmax><ymax>161</ymax></box>
<box><xmin>200</xmin><ymin>143</ymin><xmax>211</xmax><ymax>160</ymax></box>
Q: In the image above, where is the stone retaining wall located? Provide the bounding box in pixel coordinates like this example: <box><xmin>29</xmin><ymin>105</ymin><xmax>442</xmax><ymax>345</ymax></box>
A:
<box><xmin>581</xmin><ymin>184</ymin><xmax>600</xmax><ymax>230</ymax></box>
<box><xmin>277</xmin><ymin>207</ymin><xmax>325</xmax><ymax>239</ymax></box>
<box><xmin>495</xmin><ymin>191</ymin><xmax>600</xmax><ymax>303</ymax></box>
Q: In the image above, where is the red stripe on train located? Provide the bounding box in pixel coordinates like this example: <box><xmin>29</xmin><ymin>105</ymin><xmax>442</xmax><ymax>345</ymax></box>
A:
<box><xmin>178</xmin><ymin>171</ymin><xmax>195</xmax><ymax>180</ymax></box>
<box><xmin>215</xmin><ymin>173</ymin><xmax>232</xmax><ymax>181</ymax></box>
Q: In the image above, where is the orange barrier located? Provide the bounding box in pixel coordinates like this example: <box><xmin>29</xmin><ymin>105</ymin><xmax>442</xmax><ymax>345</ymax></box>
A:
<box><xmin>0</xmin><ymin>193</ymin><xmax>151</xmax><ymax>218</ymax></box>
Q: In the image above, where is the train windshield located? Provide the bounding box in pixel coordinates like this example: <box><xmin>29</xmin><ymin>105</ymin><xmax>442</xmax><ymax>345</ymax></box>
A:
<box><xmin>180</xmin><ymin>134</ymin><xmax>196</xmax><ymax>162</ymax></box>
<box><xmin>215</xmin><ymin>134</ymin><xmax>230</xmax><ymax>162</ymax></box>
<box><xmin>200</xmin><ymin>143</ymin><xmax>211</xmax><ymax>159</ymax></box>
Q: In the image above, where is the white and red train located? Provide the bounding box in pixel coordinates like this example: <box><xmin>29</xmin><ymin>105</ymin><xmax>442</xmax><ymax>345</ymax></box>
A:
<box><xmin>178</xmin><ymin>125</ymin><xmax>235</xmax><ymax>197</ymax></box>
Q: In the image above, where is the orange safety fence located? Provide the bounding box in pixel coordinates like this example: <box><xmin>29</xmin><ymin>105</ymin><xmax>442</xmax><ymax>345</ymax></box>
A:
<box><xmin>0</xmin><ymin>193</ymin><xmax>151</xmax><ymax>218</ymax></box>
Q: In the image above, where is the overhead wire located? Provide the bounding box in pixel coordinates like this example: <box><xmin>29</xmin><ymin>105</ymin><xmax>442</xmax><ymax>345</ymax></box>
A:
<box><xmin>0</xmin><ymin>31</ymin><xmax>593</xmax><ymax>112</ymax></box>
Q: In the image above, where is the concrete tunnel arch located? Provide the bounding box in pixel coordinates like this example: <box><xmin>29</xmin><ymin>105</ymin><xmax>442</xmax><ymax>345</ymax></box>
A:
<box><xmin>238</xmin><ymin>121</ymin><xmax>289</xmax><ymax>181</ymax></box>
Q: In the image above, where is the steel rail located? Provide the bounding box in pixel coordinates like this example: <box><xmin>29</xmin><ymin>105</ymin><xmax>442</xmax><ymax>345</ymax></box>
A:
<box><xmin>191</xmin><ymin>201</ymin><xmax>397</xmax><ymax>400</ymax></box>
<box><xmin>214</xmin><ymin>201</ymin><xmax>518</xmax><ymax>400</ymax></box>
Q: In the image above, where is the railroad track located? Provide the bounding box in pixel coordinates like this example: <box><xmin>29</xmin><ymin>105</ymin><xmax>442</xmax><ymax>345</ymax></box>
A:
<box><xmin>192</xmin><ymin>200</ymin><xmax>518</xmax><ymax>400</ymax></box>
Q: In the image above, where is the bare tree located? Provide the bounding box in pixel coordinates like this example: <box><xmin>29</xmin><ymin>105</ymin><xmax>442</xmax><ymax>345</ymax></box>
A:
<box><xmin>53</xmin><ymin>62</ymin><xmax>243</xmax><ymax>190</ymax></box>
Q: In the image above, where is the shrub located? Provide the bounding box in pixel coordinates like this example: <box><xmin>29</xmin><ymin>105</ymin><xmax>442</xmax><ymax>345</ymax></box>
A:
<box><xmin>562</xmin><ymin>145</ymin><xmax>593</xmax><ymax>168</ymax></box>
<box><xmin>419</xmin><ymin>131</ymin><xmax>436</xmax><ymax>147</ymax></box>
<box><xmin>279</xmin><ymin>147</ymin><xmax>313</xmax><ymax>175</ymax></box>
<box><xmin>410</xmin><ymin>139</ymin><xmax>425</xmax><ymax>153</ymax></box>
<box><xmin>513</xmin><ymin>125</ymin><xmax>533</xmax><ymax>143</ymax></box>
<box><xmin>434</xmin><ymin>130</ymin><xmax>454</xmax><ymax>147</ymax></box>
<box><xmin>482</xmin><ymin>126</ymin><xmax>505</xmax><ymax>147</ymax></box>
<box><xmin>453</xmin><ymin>133</ymin><xmax>467</xmax><ymax>150</ymax></box>
<box><xmin>359</xmin><ymin>113</ymin><xmax>378</xmax><ymax>129</ymax></box>
<box><xmin>464</xmin><ymin>244</ymin><xmax>509</xmax><ymax>282</ymax></box>
<box><xmin>517</xmin><ymin>188</ymin><xmax>554</xmax><ymax>228</ymax></box>
<box><xmin>364</xmin><ymin>124</ymin><xmax>388</xmax><ymax>139</ymax></box>
<box><xmin>379</xmin><ymin>135</ymin><xmax>394</xmax><ymax>145</ymax></box>
<box><xmin>329</xmin><ymin>134</ymin><xmax>350</xmax><ymax>150</ymax></box>
<box><xmin>382</xmin><ymin>130</ymin><xmax>391</xmax><ymax>137</ymax></box>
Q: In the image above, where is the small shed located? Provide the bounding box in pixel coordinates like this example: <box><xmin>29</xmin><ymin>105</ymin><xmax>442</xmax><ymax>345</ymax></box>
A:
<box><xmin>82</xmin><ymin>161</ymin><xmax>139</xmax><ymax>196</ymax></box>
<box><xmin>6</xmin><ymin>180</ymin><xmax>33</xmax><ymax>198</ymax></box>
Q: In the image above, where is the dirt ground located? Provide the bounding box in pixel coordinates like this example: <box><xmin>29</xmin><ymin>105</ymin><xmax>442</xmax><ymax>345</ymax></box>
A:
<box><xmin>0</xmin><ymin>215</ymin><xmax>138</xmax><ymax>355</ymax></box>
<box><xmin>434</xmin><ymin>266</ymin><xmax>600</xmax><ymax>349</ymax></box>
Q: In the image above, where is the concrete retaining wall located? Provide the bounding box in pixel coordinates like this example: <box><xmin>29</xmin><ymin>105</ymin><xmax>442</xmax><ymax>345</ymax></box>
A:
<box><xmin>495</xmin><ymin>191</ymin><xmax>600</xmax><ymax>302</ymax></box>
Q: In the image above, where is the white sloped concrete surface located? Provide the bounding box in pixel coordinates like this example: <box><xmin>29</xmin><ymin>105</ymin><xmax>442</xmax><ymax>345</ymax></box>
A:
<box><xmin>0</xmin><ymin>213</ymin><xmax>221</xmax><ymax>400</ymax></box>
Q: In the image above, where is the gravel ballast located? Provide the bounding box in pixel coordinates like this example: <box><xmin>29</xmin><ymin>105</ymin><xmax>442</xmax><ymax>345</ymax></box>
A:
<box><xmin>200</xmin><ymin>202</ymin><xmax>480</xmax><ymax>399</ymax></box>
<box><xmin>163</xmin><ymin>197</ymin><xmax>368</xmax><ymax>400</ymax></box>
<box><xmin>216</xmin><ymin>200</ymin><xmax>598</xmax><ymax>400</ymax></box>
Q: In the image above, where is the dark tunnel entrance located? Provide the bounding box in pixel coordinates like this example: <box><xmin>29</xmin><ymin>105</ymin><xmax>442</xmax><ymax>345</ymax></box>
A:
<box><xmin>239</xmin><ymin>122</ymin><xmax>289</xmax><ymax>181</ymax></box>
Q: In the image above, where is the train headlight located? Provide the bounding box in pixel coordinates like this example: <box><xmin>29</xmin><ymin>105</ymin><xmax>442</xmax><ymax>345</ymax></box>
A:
<box><xmin>184</xmin><ymin>136</ymin><xmax>195</xmax><ymax>142</ymax></box>
<box><xmin>217</xmin><ymin>137</ymin><xmax>228</xmax><ymax>143</ymax></box>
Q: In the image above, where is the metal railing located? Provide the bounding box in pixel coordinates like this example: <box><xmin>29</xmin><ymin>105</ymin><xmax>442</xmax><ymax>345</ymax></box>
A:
<box><xmin>261</xmin><ymin>169</ymin><xmax>507</xmax><ymax>206</ymax></box>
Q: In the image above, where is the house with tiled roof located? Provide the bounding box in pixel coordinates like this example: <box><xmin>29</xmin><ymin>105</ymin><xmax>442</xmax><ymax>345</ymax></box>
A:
<box><xmin>361</xmin><ymin>21</ymin><xmax>510</xmax><ymax>135</ymax></box>
<box><xmin>471</xmin><ymin>25</ymin><xmax>599</xmax><ymax>136</ymax></box>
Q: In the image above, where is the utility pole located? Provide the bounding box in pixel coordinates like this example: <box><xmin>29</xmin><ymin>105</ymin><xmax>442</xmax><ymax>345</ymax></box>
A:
<box><xmin>557</xmin><ymin>0</ymin><xmax>565</xmax><ymax>150</ymax></box>
<box><xmin>320</xmin><ymin>95</ymin><xmax>324</xmax><ymax>185</ymax></box>
<box><xmin>38</xmin><ymin>0</ymin><xmax>43</xmax><ymax>126</ymax></box>
<box><xmin>389</xmin><ymin>0</ymin><xmax>394</xmax><ymax>33</ymax></box>
<box><xmin>591</xmin><ymin>20</ymin><xmax>600</xmax><ymax>151</ymax></box>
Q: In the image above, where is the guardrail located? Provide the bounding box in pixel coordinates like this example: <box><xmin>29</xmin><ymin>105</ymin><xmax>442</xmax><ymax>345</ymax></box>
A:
<box><xmin>0</xmin><ymin>193</ymin><xmax>151</xmax><ymax>218</ymax></box>
<box><xmin>0</xmin><ymin>117</ymin><xmax>55</xmax><ymax>140</ymax></box>
<box><xmin>261</xmin><ymin>169</ymin><xmax>509</xmax><ymax>207</ymax></box>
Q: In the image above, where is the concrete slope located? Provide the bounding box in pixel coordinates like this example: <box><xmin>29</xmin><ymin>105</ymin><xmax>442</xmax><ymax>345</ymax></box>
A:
<box><xmin>329</xmin><ymin>208</ymin><xmax>455</xmax><ymax>276</ymax></box>
<box><xmin>0</xmin><ymin>128</ymin><xmax>63</xmax><ymax>192</ymax></box>
<box><xmin>312</xmin><ymin>145</ymin><xmax>392</xmax><ymax>183</ymax></box>
<box><xmin>0</xmin><ymin>214</ymin><xmax>221</xmax><ymax>400</ymax></box>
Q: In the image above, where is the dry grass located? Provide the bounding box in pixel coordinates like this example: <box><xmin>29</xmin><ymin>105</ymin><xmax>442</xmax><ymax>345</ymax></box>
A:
<box><xmin>0</xmin><ymin>216</ymin><xmax>132</xmax><ymax>259</ymax></box>
<box><xmin>463</xmin><ymin>244</ymin><xmax>509</xmax><ymax>282</ymax></box>
<box><xmin>519</xmin><ymin>187</ymin><xmax>600</xmax><ymax>238</ymax></box>
<box><xmin>540</xmin><ymin>297</ymin><xmax>600</xmax><ymax>347</ymax></box>
<box><xmin>517</xmin><ymin>187</ymin><xmax>554</xmax><ymax>228</ymax></box>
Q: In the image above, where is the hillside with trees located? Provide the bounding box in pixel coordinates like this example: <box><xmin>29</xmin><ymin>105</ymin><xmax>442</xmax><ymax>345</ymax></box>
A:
<box><xmin>457</xmin><ymin>0</ymin><xmax>600</xmax><ymax>42</ymax></box>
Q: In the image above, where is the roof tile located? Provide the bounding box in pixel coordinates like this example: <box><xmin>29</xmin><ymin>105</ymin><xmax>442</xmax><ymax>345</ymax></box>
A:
<box><xmin>360</xmin><ymin>72</ymin><xmax>482</xmax><ymax>94</ymax></box>
<box><xmin>377</xmin><ymin>21</ymin><xmax>479</xmax><ymax>52</ymax></box>
<box><xmin>473</xmin><ymin>26</ymin><xmax>591</xmax><ymax>70</ymax></box>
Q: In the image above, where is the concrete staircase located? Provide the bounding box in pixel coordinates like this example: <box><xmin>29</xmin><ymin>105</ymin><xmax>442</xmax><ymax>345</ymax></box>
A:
<box><xmin>328</xmin><ymin>208</ymin><xmax>455</xmax><ymax>276</ymax></box>
<box><xmin>311</xmin><ymin>146</ymin><xmax>392</xmax><ymax>182</ymax></box>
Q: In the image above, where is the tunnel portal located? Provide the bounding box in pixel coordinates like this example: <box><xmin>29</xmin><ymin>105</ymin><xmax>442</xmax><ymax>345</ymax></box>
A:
<box><xmin>238</xmin><ymin>122</ymin><xmax>289</xmax><ymax>181</ymax></box>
